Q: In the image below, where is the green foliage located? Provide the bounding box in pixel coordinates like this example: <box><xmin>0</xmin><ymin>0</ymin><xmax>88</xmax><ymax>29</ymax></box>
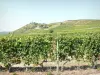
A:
<box><xmin>13</xmin><ymin>72</ymin><xmax>18</xmax><ymax>75</ymax></box>
<box><xmin>49</xmin><ymin>29</ymin><xmax>54</xmax><ymax>33</ymax></box>
<box><xmin>0</xmin><ymin>32</ymin><xmax>100</xmax><ymax>70</ymax></box>
<box><xmin>58</xmin><ymin>32</ymin><xmax>100</xmax><ymax>68</ymax></box>
<box><xmin>47</xmin><ymin>71</ymin><xmax>53</xmax><ymax>75</ymax></box>
<box><xmin>97</xmin><ymin>67</ymin><xmax>100</xmax><ymax>70</ymax></box>
<box><xmin>0</xmin><ymin>34</ymin><xmax>53</xmax><ymax>69</ymax></box>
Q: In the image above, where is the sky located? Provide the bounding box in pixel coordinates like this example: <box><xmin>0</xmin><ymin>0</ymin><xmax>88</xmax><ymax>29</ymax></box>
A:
<box><xmin>0</xmin><ymin>0</ymin><xmax>100</xmax><ymax>31</ymax></box>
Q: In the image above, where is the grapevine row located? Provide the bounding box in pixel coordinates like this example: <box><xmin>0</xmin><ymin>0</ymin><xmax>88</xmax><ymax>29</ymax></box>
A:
<box><xmin>0</xmin><ymin>32</ymin><xmax>100</xmax><ymax>70</ymax></box>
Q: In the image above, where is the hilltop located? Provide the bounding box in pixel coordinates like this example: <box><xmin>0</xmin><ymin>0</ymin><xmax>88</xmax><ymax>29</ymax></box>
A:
<box><xmin>13</xmin><ymin>19</ymin><xmax>100</xmax><ymax>34</ymax></box>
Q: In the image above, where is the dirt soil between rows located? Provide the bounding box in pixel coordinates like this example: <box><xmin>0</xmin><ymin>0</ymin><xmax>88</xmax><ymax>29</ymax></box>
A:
<box><xmin>0</xmin><ymin>69</ymin><xmax>100</xmax><ymax>75</ymax></box>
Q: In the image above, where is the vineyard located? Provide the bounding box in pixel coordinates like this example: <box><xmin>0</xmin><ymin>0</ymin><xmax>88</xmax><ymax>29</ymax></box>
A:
<box><xmin>0</xmin><ymin>32</ymin><xmax>100</xmax><ymax>75</ymax></box>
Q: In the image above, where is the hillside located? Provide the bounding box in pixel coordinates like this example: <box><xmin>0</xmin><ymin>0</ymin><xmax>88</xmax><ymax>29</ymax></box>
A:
<box><xmin>13</xmin><ymin>19</ymin><xmax>100</xmax><ymax>34</ymax></box>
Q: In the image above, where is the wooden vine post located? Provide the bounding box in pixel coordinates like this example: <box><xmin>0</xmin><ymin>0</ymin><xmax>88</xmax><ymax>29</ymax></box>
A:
<box><xmin>56</xmin><ymin>33</ymin><xmax>59</xmax><ymax>75</ymax></box>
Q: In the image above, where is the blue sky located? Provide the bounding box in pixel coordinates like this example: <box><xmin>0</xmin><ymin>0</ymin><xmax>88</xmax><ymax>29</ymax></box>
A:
<box><xmin>0</xmin><ymin>0</ymin><xmax>100</xmax><ymax>31</ymax></box>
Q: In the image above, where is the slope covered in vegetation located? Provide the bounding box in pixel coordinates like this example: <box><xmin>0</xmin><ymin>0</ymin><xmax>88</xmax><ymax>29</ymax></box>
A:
<box><xmin>13</xmin><ymin>19</ymin><xmax>100</xmax><ymax>34</ymax></box>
